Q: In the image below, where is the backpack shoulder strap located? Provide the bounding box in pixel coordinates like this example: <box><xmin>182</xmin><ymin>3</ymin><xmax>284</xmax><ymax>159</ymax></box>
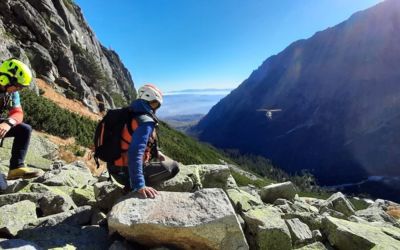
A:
<box><xmin>130</xmin><ymin>108</ymin><xmax>159</xmax><ymax>125</ymax></box>
<box><xmin>135</xmin><ymin>113</ymin><xmax>157</xmax><ymax>124</ymax></box>
<box><xmin>125</xmin><ymin>108</ymin><xmax>159</xmax><ymax>135</ymax></box>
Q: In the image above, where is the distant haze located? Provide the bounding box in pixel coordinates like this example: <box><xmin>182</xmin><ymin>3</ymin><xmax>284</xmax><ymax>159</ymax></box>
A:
<box><xmin>158</xmin><ymin>89</ymin><xmax>231</xmax><ymax>118</ymax></box>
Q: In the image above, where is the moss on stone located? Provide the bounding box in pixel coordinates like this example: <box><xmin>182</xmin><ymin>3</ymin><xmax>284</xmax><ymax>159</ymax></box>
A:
<box><xmin>226</xmin><ymin>188</ymin><xmax>263</xmax><ymax>213</ymax></box>
<box><xmin>72</xmin><ymin>187</ymin><xmax>95</xmax><ymax>206</ymax></box>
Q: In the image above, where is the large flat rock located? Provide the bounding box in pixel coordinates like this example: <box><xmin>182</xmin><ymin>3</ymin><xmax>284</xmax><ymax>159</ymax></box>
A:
<box><xmin>242</xmin><ymin>206</ymin><xmax>292</xmax><ymax>250</ymax></box>
<box><xmin>322</xmin><ymin>216</ymin><xmax>400</xmax><ymax>249</ymax></box>
<box><xmin>0</xmin><ymin>200</ymin><xmax>37</xmax><ymax>236</ymax></box>
<box><xmin>17</xmin><ymin>224</ymin><xmax>109</xmax><ymax>250</ymax></box>
<box><xmin>260</xmin><ymin>181</ymin><xmax>297</xmax><ymax>203</ymax></box>
<box><xmin>108</xmin><ymin>188</ymin><xmax>248</xmax><ymax>250</ymax></box>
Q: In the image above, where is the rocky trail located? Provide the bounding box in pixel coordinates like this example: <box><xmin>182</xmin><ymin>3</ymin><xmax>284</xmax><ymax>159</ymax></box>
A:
<box><xmin>0</xmin><ymin>134</ymin><xmax>399</xmax><ymax>249</ymax></box>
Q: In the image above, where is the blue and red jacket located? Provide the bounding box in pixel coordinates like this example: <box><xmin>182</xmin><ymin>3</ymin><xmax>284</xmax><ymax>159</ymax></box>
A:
<box><xmin>113</xmin><ymin>99</ymin><xmax>157</xmax><ymax>191</ymax></box>
<box><xmin>0</xmin><ymin>91</ymin><xmax>24</xmax><ymax>123</ymax></box>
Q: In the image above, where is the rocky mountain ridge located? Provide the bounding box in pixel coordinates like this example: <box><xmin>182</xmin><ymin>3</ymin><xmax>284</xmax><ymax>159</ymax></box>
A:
<box><xmin>193</xmin><ymin>0</ymin><xmax>400</xmax><ymax>193</ymax></box>
<box><xmin>0</xmin><ymin>133</ymin><xmax>399</xmax><ymax>249</ymax></box>
<box><xmin>0</xmin><ymin>0</ymin><xmax>135</xmax><ymax>113</ymax></box>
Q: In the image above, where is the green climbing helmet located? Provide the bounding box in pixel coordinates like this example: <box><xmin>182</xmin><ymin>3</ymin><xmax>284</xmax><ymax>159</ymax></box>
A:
<box><xmin>0</xmin><ymin>58</ymin><xmax>32</xmax><ymax>87</ymax></box>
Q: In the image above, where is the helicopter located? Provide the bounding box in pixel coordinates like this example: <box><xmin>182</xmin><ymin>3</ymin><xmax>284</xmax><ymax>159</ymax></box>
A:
<box><xmin>256</xmin><ymin>108</ymin><xmax>282</xmax><ymax>119</ymax></box>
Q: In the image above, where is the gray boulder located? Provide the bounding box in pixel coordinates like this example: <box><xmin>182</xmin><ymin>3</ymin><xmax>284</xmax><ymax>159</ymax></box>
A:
<box><xmin>18</xmin><ymin>224</ymin><xmax>110</xmax><ymax>250</ymax></box>
<box><xmin>156</xmin><ymin>164</ymin><xmax>233</xmax><ymax>192</ymax></box>
<box><xmin>291</xmin><ymin>200</ymin><xmax>319</xmax><ymax>214</ymax></box>
<box><xmin>94</xmin><ymin>181</ymin><xmax>125</xmax><ymax>212</ymax></box>
<box><xmin>19</xmin><ymin>183</ymin><xmax>77</xmax><ymax>212</ymax></box>
<box><xmin>155</xmin><ymin>164</ymin><xmax>200</xmax><ymax>192</ymax></box>
<box><xmin>260</xmin><ymin>181</ymin><xmax>297</xmax><ymax>203</ymax></box>
<box><xmin>25</xmin><ymin>206</ymin><xmax>92</xmax><ymax>228</ymax></box>
<box><xmin>275</xmin><ymin>201</ymin><xmax>295</xmax><ymax>214</ymax></box>
<box><xmin>226</xmin><ymin>188</ymin><xmax>263</xmax><ymax>213</ymax></box>
<box><xmin>276</xmin><ymin>198</ymin><xmax>320</xmax><ymax>215</ymax></box>
<box><xmin>285</xmin><ymin>218</ymin><xmax>313</xmax><ymax>247</ymax></box>
<box><xmin>355</xmin><ymin>206</ymin><xmax>399</xmax><ymax>226</ymax></box>
<box><xmin>319</xmin><ymin>207</ymin><xmax>347</xmax><ymax>220</ymax></box>
<box><xmin>197</xmin><ymin>164</ymin><xmax>231</xmax><ymax>189</ymax></box>
<box><xmin>239</xmin><ymin>185</ymin><xmax>262</xmax><ymax>200</ymax></box>
<box><xmin>226</xmin><ymin>174</ymin><xmax>238</xmax><ymax>189</ymax></box>
<box><xmin>71</xmin><ymin>186</ymin><xmax>96</xmax><ymax>206</ymax></box>
<box><xmin>296</xmin><ymin>242</ymin><xmax>327</xmax><ymax>250</ymax></box>
<box><xmin>320</xmin><ymin>192</ymin><xmax>355</xmax><ymax>217</ymax></box>
<box><xmin>369</xmin><ymin>199</ymin><xmax>399</xmax><ymax>210</ymax></box>
<box><xmin>322</xmin><ymin>216</ymin><xmax>400</xmax><ymax>249</ymax></box>
<box><xmin>0</xmin><ymin>200</ymin><xmax>37</xmax><ymax>236</ymax></box>
<box><xmin>312</xmin><ymin>230</ymin><xmax>323</xmax><ymax>242</ymax></box>
<box><xmin>108</xmin><ymin>189</ymin><xmax>249</xmax><ymax>250</ymax></box>
<box><xmin>296</xmin><ymin>197</ymin><xmax>326</xmax><ymax>209</ymax></box>
<box><xmin>39</xmin><ymin>192</ymin><xmax>75</xmax><ymax>216</ymax></box>
<box><xmin>274</xmin><ymin>198</ymin><xmax>292</xmax><ymax>206</ymax></box>
<box><xmin>0</xmin><ymin>192</ymin><xmax>44</xmax><ymax>207</ymax></box>
<box><xmin>242</xmin><ymin>206</ymin><xmax>292</xmax><ymax>250</ymax></box>
<box><xmin>37</xmin><ymin>165</ymin><xmax>95</xmax><ymax>188</ymax></box>
<box><xmin>282</xmin><ymin>212</ymin><xmax>323</xmax><ymax>231</ymax></box>
<box><xmin>0</xmin><ymin>192</ymin><xmax>74</xmax><ymax>216</ymax></box>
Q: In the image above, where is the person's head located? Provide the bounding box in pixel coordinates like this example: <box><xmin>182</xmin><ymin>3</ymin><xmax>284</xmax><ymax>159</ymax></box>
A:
<box><xmin>0</xmin><ymin>58</ymin><xmax>32</xmax><ymax>93</ymax></box>
<box><xmin>137</xmin><ymin>84</ymin><xmax>163</xmax><ymax>110</ymax></box>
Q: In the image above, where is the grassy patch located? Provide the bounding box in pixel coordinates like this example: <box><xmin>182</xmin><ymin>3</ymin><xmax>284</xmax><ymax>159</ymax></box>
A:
<box><xmin>20</xmin><ymin>89</ymin><xmax>97</xmax><ymax>147</ymax></box>
<box><xmin>298</xmin><ymin>190</ymin><xmax>332</xmax><ymax>200</ymax></box>
<box><xmin>158</xmin><ymin>121</ymin><xmax>231</xmax><ymax>165</ymax></box>
<box><xmin>349</xmin><ymin>198</ymin><xmax>370</xmax><ymax>211</ymax></box>
<box><xmin>110</xmin><ymin>92</ymin><xmax>128</xmax><ymax>108</ymax></box>
<box><xmin>230</xmin><ymin>171</ymin><xmax>274</xmax><ymax>188</ymax></box>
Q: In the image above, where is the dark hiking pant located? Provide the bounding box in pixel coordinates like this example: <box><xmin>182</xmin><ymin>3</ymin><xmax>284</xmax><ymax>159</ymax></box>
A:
<box><xmin>108</xmin><ymin>160</ymin><xmax>180</xmax><ymax>190</ymax></box>
<box><xmin>4</xmin><ymin>123</ymin><xmax>32</xmax><ymax>170</ymax></box>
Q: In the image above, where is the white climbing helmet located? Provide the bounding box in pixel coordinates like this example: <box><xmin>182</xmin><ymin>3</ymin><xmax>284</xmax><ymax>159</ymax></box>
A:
<box><xmin>137</xmin><ymin>84</ymin><xmax>163</xmax><ymax>105</ymax></box>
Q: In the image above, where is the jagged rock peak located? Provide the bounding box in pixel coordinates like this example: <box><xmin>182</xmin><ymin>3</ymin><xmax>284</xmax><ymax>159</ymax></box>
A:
<box><xmin>0</xmin><ymin>0</ymin><xmax>136</xmax><ymax>112</ymax></box>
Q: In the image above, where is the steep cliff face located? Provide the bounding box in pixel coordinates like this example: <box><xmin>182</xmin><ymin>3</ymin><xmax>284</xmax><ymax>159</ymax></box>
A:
<box><xmin>194</xmin><ymin>0</ymin><xmax>400</xmax><ymax>185</ymax></box>
<box><xmin>0</xmin><ymin>0</ymin><xmax>135</xmax><ymax>112</ymax></box>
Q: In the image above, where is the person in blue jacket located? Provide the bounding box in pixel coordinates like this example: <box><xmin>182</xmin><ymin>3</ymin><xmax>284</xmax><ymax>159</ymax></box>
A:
<box><xmin>108</xmin><ymin>84</ymin><xmax>179</xmax><ymax>198</ymax></box>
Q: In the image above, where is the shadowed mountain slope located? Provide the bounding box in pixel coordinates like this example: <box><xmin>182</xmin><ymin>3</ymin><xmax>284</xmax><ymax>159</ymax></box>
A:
<box><xmin>194</xmin><ymin>0</ymin><xmax>400</xmax><ymax>186</ymax></box>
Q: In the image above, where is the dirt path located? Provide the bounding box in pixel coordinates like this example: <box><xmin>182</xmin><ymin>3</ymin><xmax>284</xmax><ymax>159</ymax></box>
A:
<box><xmin>36</xmin><ymin>79</ymin><xmax>101</xmax><ymax>121</ymax></box>
<box><xmin>34</xmin><ymin>78</ymin><xmax>106</xmax><ymax>175</ymax></box>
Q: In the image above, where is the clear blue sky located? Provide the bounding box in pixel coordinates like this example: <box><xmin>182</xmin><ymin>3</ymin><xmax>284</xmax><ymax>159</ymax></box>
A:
<box><xmin>75</xmin><ymin>0</ymin><xmax>382</xmax><ymax>92</ymax></box>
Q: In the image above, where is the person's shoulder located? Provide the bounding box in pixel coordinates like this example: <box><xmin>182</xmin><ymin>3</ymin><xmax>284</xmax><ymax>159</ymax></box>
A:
<box><xmin>135</xmin><ymin>114</ymin><xmax>156</xmax><ymax>125</ymax></box>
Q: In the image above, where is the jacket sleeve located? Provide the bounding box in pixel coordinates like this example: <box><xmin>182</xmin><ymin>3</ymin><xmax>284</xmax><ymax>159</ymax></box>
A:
<box><xmin>128</xmin><ymin>121</ymin><xmax>155</xmax><ymax>191</ymax></box>
<box><xmin>8</xmin><ymin>92</ymin><xmax>23</xmax><ymax>124</ymax></box>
